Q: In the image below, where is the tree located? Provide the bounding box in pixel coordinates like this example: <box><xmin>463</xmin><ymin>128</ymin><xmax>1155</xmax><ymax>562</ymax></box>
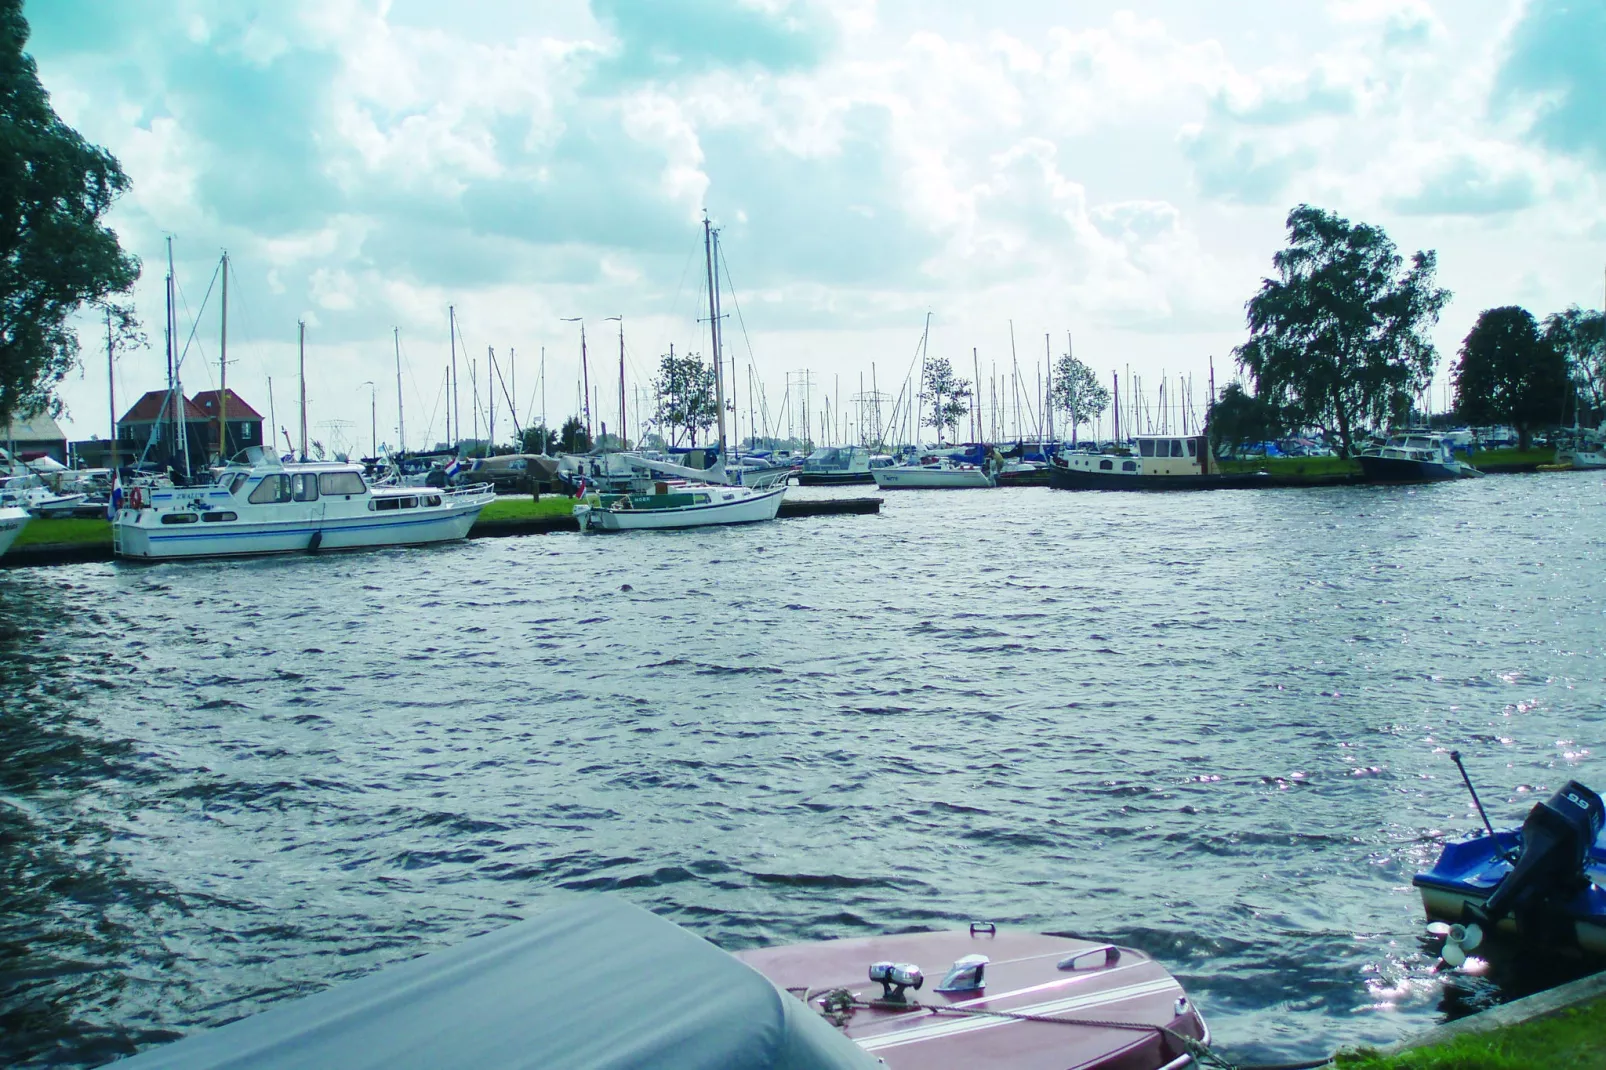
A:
<box><xmin>1234</xmin><ymin>204</ymin><xmax>1450</xmax><ymax>456</ymax></box>
<box><xmin>520</xmin><ymin>424</ymin><xmax>557</xmax><ymax>454</ymax></box>
<box><xmin>1207</xmin><ymin>381</ymin><xmax>1287</xmax><ymax>457</ymax></box>
<box><xmin>558</xmin><ymin>415</ymin><xmax>590</xmax><ymax>453</ymax></box>
<box><xmin>0</xmin><ymin>2</ymin><xmax>140</xmax><ymax>428</ymax></box>
<box><xmin>652</xmin><ymin>349</ymin><xmax>716</xmax><ymax>446</ymax></box>
<box><xmin>1544</xmin><ymin>306</ymin><xmax>1606</xmax><ymax>424</ymax></box>
<box><xmin>1454</xmin><ymin>306</ymin><xmax>1569</xmax><ymax>450</ymax></box>
<box><xmin>920</xmin><ymin>355</ymin><xmax>970</xmax><ymax>443</ymax></box>
<box><xmin>1049</xmin><ymin>350</ymin><xmax>1110</xmax><ymax>443</ymax></box>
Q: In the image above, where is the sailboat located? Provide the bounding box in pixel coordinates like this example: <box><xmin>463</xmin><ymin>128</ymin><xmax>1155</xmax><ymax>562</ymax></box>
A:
<box><xmin>573</xmin><ymin>214</ymin><xmax>786</xmax><ymax>532</ymax></box>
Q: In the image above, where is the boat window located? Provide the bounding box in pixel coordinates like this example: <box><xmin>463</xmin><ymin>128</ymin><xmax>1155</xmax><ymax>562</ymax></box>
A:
<box><xmin>320</xmin><ymin>471</ymin><xmax>366</xmax><ymax>496</ymax></box>
<box><xmin>400</xmin><ymin>497</ymin><xmax>418</xmax><ymax>508</ymax></box>
<box><xmin>1099</xmin><ymin>459</ymin><xmax>1113</xmax><ymax>471</ymax></box>
<box><xmin>202</xmin><ymin>511</ymin><xmax>237</xmax><ymax>523</ymax></box>
<box><xmin>248</xmin><ymin>475</ymin><xmax>291</xmax><ymax>504</ymax></box>
<box><xmin>160</xmin><ymin>513</ymin><xmax>199</xmax><ymax>524</ymax></box>
<box><xmin>291</xmin><ymin>473</ymin><xmax>319</xmax><ymax>502</ymax></box>
<box><xmin>371</xmin><ymin>497</ymin><xmax>401</xmax><ymax>511</ymax></box>
<box><xmin>1122</xmin><ymin>460</ymin><xmax>1137</xmax><ymax>472</ymax></box>
<box><xmin>1187</xmin><ymin>439</ymin><xmax>1198</xmax><ymax>457</ymax></box>
<box><xmin>1139</xmin><ymin>440</ymin><xmax>1155</xmax><ymax>457</ymax></box>
<box><xmin>692</xmin><ymin>493</ymin><xmax>710</xmax><ymax>504</ymax></box>
<box><xmin>229</xmin><ymin>473</ymin><xmax>249</xmax><ymax>496</ymax></box>
<box><xmin>1170</xmin><ymin>440</ymin><xmax>1184</xmax><ymax>457</ymax></box>
<box><xmin>425</xmin><ymin>494</ymin><xmax>442</xmax><ymax>507</ymax></box>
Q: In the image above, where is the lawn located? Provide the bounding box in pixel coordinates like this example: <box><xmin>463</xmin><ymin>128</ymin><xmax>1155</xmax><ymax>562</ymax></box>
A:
<box><xmin>14</xmin><ymin>517</ymin><xmax>111</xmax><ymax>547</ymax></box>
<box><xmin>1336</xmin><ymin>998</ymin><xmax>1606</xmax><ymax>1069</ymax></box>
<box><xmin>476</xmin><ymin>495</ymin><xmax>578</xmax><ymax>522</ymax></box>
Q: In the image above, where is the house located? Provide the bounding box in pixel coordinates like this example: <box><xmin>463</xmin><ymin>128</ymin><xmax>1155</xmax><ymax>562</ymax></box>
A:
<box><xmin>191</xmin><ymin>389</ymin><xmax>265</xmax><ymax>459</ymax></box>
<box><xmin>0</xmin><ymin>411</ymin><xmax>69</xmax><ymax>464</ymax></box>
<box><xmin>117</xmin><ymin>390</ymin><xmax>210</xmax><ymax>470</ymax></box>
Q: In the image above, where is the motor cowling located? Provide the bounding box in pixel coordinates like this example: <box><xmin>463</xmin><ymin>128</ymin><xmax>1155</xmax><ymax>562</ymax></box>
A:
<box><xmin>1473</xmin><ymin>781</ymin><xmax>1604</xmax><ymax>926</ymax></box>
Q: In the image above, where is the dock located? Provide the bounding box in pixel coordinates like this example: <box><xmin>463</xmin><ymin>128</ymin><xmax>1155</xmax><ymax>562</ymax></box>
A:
<box><xmin>0</xmin><ymin>496</ymin><xmax>884</xmax><ymax>569</ymax></box>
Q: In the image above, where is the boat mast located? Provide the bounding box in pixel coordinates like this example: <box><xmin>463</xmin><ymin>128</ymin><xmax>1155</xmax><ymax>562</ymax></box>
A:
<box><xmin>581</xmin><ymin>323</ymin><xmax>591</xmax><ymax>441</ymax></box>
<box><xmin>611</xmin><ymin>317</ymin><xmax>625</xmax><ymax>448</ymax></box>
<box><xmin>1044</xmin><ymin>333</ymin><xmax>1054</xmax><ymax>448</ymax></box>
<box><xmin>394</xmin><ymin>328</ymin><xmax>404</xmax><ymax>453</ymax></box>
<box><xmin>298</xmin><ymin>320</ymin><xmax>308</xmax><ymax>461</ymax></box>
<box><xmin>106</xmin><ymin>309</ymin><xmax>116</xmax><ymax>470</ymax></box>
<box><xmin>164</xmin><ymin>237</ymin><xmax>176</xmax><ymax>472</ymax></box>
<box><xmin>703</xmin><ymin>212</ymin><xmax>727</xmax><ymax>458</ymax></box>
<box><xmin>449</xmin><ymin>305</ymin><xmax>459</xmax><ymax>452</ymax></box>
<box><xmin>219</xmin><ymin>251</ymin><xmax>229</xmax><ymax>463</ymax></box>
<box><xmin>540</xmin><ymin>345</ymin><xmax>547</xmax><ymax>452</ymax></box>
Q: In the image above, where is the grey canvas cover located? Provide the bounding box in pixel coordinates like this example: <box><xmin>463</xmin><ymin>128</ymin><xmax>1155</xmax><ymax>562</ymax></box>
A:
<box><xmin>109</xmin><ymin>896</ymin><xmax>878</xmax><ymax>1070</ymax></box>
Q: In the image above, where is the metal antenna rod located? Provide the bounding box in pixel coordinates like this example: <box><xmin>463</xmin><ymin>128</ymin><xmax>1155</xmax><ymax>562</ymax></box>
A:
<box><xmin>1449</xmin><ymin>750</ymin><xmax>1506</xmax><ymax>852</ymax></box>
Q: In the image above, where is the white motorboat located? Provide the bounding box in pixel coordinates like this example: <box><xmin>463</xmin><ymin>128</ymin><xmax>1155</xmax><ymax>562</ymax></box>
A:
<box><xmin>0</xmin><ymin>474</ymin><xmax>88</xmax><ymax>518</ymax></box>
<box><xmin>0</xmin><ymin>505</ymin><xmax>28</xmax><ymax>556</ymax></box>
<box><xmin>872</xmin><ymin>457</ymin><xmax>995</xmax><ymax>489</ymax></box>
<box><xmin>1556</xmin><ymin>427</ymin><xmax>1606</xmax><ymax>469</ymax></box>
<box><xmin>111</xmin><ymin>448</ymin><xmax>495</xmax><ymax>559</ymax></box>
<box><xmin>1357</xmin><ymin>433</ymin><xmax>1482</xmax><ymax>482</ymax></box>
<box><xmin>574</xmin><ymin>480</ymin><xmax>786</xmax><ymax>531</ymax></box>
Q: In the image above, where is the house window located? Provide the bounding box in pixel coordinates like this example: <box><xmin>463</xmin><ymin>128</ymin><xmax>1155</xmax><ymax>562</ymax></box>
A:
<box><xmin>241</xmin><ymin>424</ymin><xmax>254</xmax><ymax>442</ymax></box>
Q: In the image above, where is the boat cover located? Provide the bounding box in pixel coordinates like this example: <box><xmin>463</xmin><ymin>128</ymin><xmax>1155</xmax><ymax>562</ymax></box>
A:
<box><xmin>110</xmin><ymin>896</ymin><xmax>879</xmax><ymax>1070</ymax></box>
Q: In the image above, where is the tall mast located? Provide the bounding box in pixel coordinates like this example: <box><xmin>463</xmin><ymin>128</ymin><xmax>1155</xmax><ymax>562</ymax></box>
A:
<box><xmin>106</xmin><ymin>309</ymin><xmax>116</xmax><ymax>470</ymax></box>
<box><xmin>268</xmin><ymin>376</ymin><xmax>276</xmax><ymax>456</ymax></box>
<box><xmin>298</xmin><ymin>320</ymin><xmax>308</xmax><ymax>461</ymax></box>
<box><xmin>618</xmin><ymin>319</ymin><xmax>626</xmax><ymax>447</ymax></box>
<box><xmin>540</xmin><ymin>345</ymin><xmax>547</xmax><ymax>452</ymax></box>
<box><xmin>581</xmin><ymin>323</ymin><xmax>591</xmax><ymax>440</ymax></box>
<box><xmin>164</xmin><ymin>236</ymin><xmax>175</xmax><ymax>470</ymax></box>
<box><xmin>395</xmin><ymin>328</ymin><xmax>405</xmax><ymax>453</ymax></box>
<box><xmin>973</xmin><ymin>347</ymin><xmax>982</xmax><ymax>445</ymax></box>
<box><xmin>1044</xmin><ymin>333</ymin><xmax>1054</xmax><ymax>447</ymax></box>
<box><xmin>219</xmin><ymin>251</ymin><xmax>229</xmax><ymax>462</ymax></box>
<box><xmin>703</xmin><ymin>212</ymin><xmax>727</xmax><ymax>457</ymax></box>
<box><xmin>449</xmin><ymin>305</ymin><xmax>459</xmax><ymax>451</ymax></box>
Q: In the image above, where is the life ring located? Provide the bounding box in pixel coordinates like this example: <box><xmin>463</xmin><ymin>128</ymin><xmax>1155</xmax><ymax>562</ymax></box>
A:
<box><xmin>129</xmin><ymin>487</ymin><xmax>144</xmax><ymax>510</ymax></box>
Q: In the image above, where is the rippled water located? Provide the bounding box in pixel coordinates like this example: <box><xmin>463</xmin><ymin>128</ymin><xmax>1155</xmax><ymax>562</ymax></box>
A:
<box><xmin>3</xmin><ymin>476</ymin><xmax>1604</xmax><ymax>1067</ymax></box>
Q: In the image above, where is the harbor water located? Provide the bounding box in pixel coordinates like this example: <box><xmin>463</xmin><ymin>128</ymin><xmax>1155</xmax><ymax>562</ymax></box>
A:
<box><xmin>2</xmin><ymin>476</ymin><xmax>1603</xmax><ymax>1066</ymax></box>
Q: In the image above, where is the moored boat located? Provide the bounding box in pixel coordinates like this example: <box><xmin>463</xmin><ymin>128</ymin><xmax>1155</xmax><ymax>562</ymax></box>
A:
<box><xmin>105</xmin><ymin>896</ymin><xmax>1212</xmax><ymax>1070</ymax></box>
<box><xmin>1356</xmin><ymin>433</ymin><xmax>1481</xmax><ymax>482</ymax></box>
<box><xmin>1049</xmin><ymin>435</ymin><xmax>1268</xmax><ymax>491</ymax></box>
<box><xmin>111</xmin><ymin>448</ymin><xmax>494</xmax><ymax>559</ymax></box>
<box><xmin>798</xmin><ymin>446</ymin><xmax>878</xmax><ymax>486</ymax></box>
<box><xmin>872</xmin><ymin>457</ymin><xmax>996</xmax><ymax>489</ymax></box>
<box><xmin>0</xmin><ymin>505</ymin><xmax>28</xmax><ymax>556</ymax></box>
<box><xmin>575</xmin><ymin>480</ymin><xmax>786</xmax><ymax>532</ymax></box>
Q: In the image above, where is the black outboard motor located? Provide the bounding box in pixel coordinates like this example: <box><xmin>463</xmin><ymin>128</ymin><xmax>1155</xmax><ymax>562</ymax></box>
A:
<box><xmin>1471</xmin><ymin>780</ymin><xmax>1604</xmax><ymax>927</ymax></box>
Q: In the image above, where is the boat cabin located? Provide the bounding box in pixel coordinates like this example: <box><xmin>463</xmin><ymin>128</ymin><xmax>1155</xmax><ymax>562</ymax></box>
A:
<box><xmin>802</xmin><ymin>446</ymin><xmax>870</xmax><ymax>474</ymax></box>
<box><xmin>1058</xmin><ymin>434</ymin><xmax>1210</xmax><ymax>477</ymax></box>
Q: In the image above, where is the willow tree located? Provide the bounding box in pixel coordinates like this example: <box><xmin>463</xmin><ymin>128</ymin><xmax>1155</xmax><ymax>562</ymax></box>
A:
<box><xmin>1234</xmin><ymin>205</ymin><xmax>1449</xmax><ymax>456</ymax></box>
<box><xmin>0</xmin><ymin>1</ymin><xmax>140</xmax><ymax>427</ymax></box>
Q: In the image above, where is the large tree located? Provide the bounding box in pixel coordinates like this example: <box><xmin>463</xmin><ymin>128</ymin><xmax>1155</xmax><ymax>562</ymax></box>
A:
<box><xmin>558</xmin><ymin>415</ymin><xmax>590</xmax><ymax>454</ymax></box>
<box><xmin>1544</xmin><ymin>306</ymin><xmax>1605</xmax><ymax>424</ymax></box>
<box><xmin>651</xmin><ymin>349</ymin><xmax>716</xmax><ymax>447</ymax></box>
<box><xmin>1050</xmin><ymin>349</ymin><xmax>1110</xmax><ymax>444</ymax></box>
<box><xmin>1207</xmin><ymin>381</ymin><xmax>1286</xmax><ymax>457</ymax></box>
<box><xmin>1454</xmin><ymin>306</ymin><xmax>1569</xmax><ymax>450</ymax></box>
<box><xmin>1</xmin><ymin>2</ymin><xmax>140</xmax><ymax>427</ymax></box>
<box><xmin>1233</xmin><ymin>204</ymin><xmax>1450</xmax><ymax>456</ymax></box>
<box><xmin>920</xmin><ymin>355</ymin><xmax>970</xmax><ymax>444</ymax></box>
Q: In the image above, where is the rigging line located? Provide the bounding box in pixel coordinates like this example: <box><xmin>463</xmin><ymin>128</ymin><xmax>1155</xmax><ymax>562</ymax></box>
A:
<box><xmin>172</xmin><ymin>258</ymin><xmax>222</xmax><ymax>377</ymax></box>
<box><xmin>395</xmin><ymin>332</ymin><xmax>435</xmax><ymax>450</ymax></box>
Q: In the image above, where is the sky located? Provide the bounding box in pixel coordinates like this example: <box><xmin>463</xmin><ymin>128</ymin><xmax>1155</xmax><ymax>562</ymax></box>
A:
<box><xmin>24</xmin><ymin>0</ymin><xmax>1606</xmax><ymax>453</ymax></box>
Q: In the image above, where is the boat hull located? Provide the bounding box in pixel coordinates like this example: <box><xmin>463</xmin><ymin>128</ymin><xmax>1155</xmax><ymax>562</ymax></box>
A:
<box><xmin>0</xmin><ymin>505</ymin><xmax>28</xmax><ymax>556</ymax></box>
<box><xmin>580</xmin><ymin>485</ymin><xmax>786</xmax><ymax>531</ymax></box>
<box><xmin>797</xmin><ymin>470</ymin><xmax>877</xmax><ymax>486</ymax></box>
<box><xmin>113</xmin><ymin>502</ymin><xmax>486</xmax><ymax>559</ymax></box>
<box><xmin>738</xmin><ymin>927</ymin><xmax>1207</xmax><ymax>1070</ymax></box>
<box><xmin>872</xmin><ymin>467</ymin><xmax>995</xmax><ymax>489</ymax></box>
<box><xmin>1357</xmin><ymin>456</ymin><xmax>1476</xmax><ymax>482</ymax></box>
<box><xmin>1048</xmin><ymin>466</ymin><xmax>1270</xmax><ymax>492</ymax></box>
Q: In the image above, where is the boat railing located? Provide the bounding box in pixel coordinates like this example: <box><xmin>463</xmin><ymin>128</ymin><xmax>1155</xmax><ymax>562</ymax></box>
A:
<box><xmin>446</xmin><ymin>481</ymin><xmax>496</xmax><ymax>500</ymax></box>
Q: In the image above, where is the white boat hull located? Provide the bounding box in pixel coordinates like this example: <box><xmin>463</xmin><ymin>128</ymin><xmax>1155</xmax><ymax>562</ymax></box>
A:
<box><xmin>1419</xmin><ymin>886</ymin><xmax>1606</xmax><ymax>956</ymax></box>
<box><xmin>0</xmin><ymin>505</ymin><xmax>29</xmax><ymax>556</ymax></box>
<box><xmin>578</xmin><ymin>485</ymin><xmax>785</xmax><ymax>531</ymax></box>
<box><xmin>872</xmin><ymin>466</ymin><xmax>994</xmax><ymax>489</ymax></box>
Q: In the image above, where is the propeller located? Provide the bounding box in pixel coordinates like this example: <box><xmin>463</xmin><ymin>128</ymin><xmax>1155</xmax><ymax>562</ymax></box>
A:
<box><xmin>1438</xmin><ymin>922</ymin><xmax>1483</xmax><ymax>967</ymax></box>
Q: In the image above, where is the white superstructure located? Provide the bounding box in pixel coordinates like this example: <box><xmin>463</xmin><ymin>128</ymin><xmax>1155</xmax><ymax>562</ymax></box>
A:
<box><xmin>0</xmin><ymin>505</ymin><xmax>28</xmax><ymax>557</ymax></box>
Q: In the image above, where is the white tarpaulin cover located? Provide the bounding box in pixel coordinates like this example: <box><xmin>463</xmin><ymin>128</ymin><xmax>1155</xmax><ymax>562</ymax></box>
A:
<box><xmin>108</xmin><ymin>896</ymin><xmax>878</xmax><ymax>1070</ymax></box>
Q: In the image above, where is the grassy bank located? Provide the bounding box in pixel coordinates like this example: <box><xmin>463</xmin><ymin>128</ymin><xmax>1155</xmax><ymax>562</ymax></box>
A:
<box><xmin>477</xmin><ymin>495</ymin><xmax>577</xmax><ymax>521</ymax></box>
<box><xmin>1216</xmin><ymin>455</ymin><xmax>1360</xmax><ymax>477</ymax></box>
<box><xmin>1336</xmin><ymin>996</ymin><xmax>1606</xmax><ymax>1069</ymax></box>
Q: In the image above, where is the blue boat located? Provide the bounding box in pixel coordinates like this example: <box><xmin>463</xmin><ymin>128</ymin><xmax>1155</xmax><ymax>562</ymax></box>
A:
<box><xmin>1414</xmin><ymin>761</ymin><xmax>1606</xmax><ymax>963</ymax></box>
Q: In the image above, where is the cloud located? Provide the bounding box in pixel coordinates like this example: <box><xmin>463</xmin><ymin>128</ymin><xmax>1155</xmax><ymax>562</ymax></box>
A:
<box><xmin>1494</xmin><ymin>0</ymin><xmax>1606</xmax><ymax>165</ymax></box>
<box><xmin>1389</xmin><ymin>153</ymin><xmax>1539</xmax><ymax>216</ymax></box>
<box><xmin>1180</xmin><ymin>124</ymin><xmax>1315</xmax><ymax>205</ymax></box>
<box><xmin>590</xmin><ymin>0</ymin><xmax>834</xmax><ymax>83</ymax></box>
<box><xmin>1213</xmin><ymin>69</ymin><xmax>1357</xmax><ymax>126</ymax></box>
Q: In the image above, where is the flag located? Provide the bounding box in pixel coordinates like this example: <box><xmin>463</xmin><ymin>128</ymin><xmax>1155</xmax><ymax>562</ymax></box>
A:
<box><xmin>575</xmin><ymin>478</ymin><xmax>586</xmax><ymax>498</ymax></box>
<box><xmin>444</xmin><ymin>458</ymin><xmax>462</xmax><ymax>479</ymax></box>
<box><xmin>108</xmin><ymin>473</ymin><xmax>123</xmax><ymax>519</ymax></box>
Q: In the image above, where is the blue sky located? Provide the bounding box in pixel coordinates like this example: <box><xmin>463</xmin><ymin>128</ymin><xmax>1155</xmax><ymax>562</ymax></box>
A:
<box><xmin>28</xmin><ymin>0</ymin><xmax>1606</xmax><ymax>450</ymax></box>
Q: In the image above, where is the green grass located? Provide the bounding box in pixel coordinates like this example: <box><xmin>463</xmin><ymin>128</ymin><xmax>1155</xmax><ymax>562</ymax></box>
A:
<box><xmin>1467</xmin><ymin>447</ymin><xmax>1553</xmax><ymax>467</ymax></box>
<box><xmin>1336</xmin><ymin>999</ymin><xmax>1606</xmax><ymax>1069</ymax></box>
<box><xmin>14</xmin><ymin>517</ymin><xmax>111</xmax><ymax>547</ymax></box>
<box><xmin>476</xmin><ymin>495</ymin><xmax>577</xmax><ymax>521</ymax></box>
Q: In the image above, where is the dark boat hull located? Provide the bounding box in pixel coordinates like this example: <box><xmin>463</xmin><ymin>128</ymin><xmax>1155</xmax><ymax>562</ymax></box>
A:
<box><xmin>1048</xmin><ymin>466</ymin><xmax>1270</xmax><ymax>492</ymax></box>
<box><xmin>1357</xmin><ymin>456</ymin><xmax>1468</xmax><ymax>483</ymax></box>
<box><xmin>797</xmin><ymin>471</ymin><xmax>877</xmax><ymax>486</ymax></box>
<box><xmin>997</xmin><ymin>468</ymin><xmax>1052</xmax><ymax>487</ymax></box>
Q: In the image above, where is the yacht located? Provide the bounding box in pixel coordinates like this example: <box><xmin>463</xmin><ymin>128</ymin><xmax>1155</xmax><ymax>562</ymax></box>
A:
<box><xmin>1357</xmin><ymin>432</ymin><xmax>1482</xmax><ymax>482</ymax></box>
<box><xmin>871</xmin><ymin>456</ymin><xmax>996</xmax><ymax>489</ymax></box>
<box><xmin>112</xmin><ymin>448</ymin><xmax>495</xmax><ymax>559</ymax></box>
<box><xmin>1049</xmin><ymin>434</ymin><xmax>1270</xmax><ymax>491</ymax></box>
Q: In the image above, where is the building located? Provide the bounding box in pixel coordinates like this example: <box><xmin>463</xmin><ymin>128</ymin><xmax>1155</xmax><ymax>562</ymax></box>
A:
<box><xmin>1</xmin><ymin>411</ymin><xmax>68</xmax><ymax>464</ymax></box>
<box><xmin>191</xmin><ymin>389</ymin><xmax>265</xmax><ymax>460</ymax></box>
<box><xmin>117</xmin><ymin>390</ymin><xmax>210</xmax><ymax>471</ymax></box>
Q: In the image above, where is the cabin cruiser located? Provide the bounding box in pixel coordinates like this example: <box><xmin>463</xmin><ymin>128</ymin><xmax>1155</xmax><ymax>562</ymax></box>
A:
<box><xmin>575</xmin><ymin>478</ymin><xmax>786</xmax><ymax>532</ymax></box>
<box><xmin>872</xmin><ymin>455</ymin><xmax>997</xmax><ymax>489</ymax></box>
<box><xmin>111</xmin><ymin>447</ymin><xmax>495</xmax><ymax>559</ymax></box>
<box><xmin>0</xmin><ymin>505</ymin><xmax>27</xmax><ymax>556</ymax></box>
<box><xmin>104</xmin><ymin>896</ymin><xmax>1212</xmax><ymax>1070</ymax></box>
<box><xmin>1357</xmin><ymin>432</ymin><xmax>1481</xmax><ymax>482</ymax></box>
<box><xmin>0</xmin><ymin>473</ymin><xmax>89</xmax><ymax>517</ymax></box>
<box><xmin>1049</xmin><ymin>435</ymin><xmax>1268</xmax><ymax>491</ymax></box>
<box><xmin>1555</xmin><ymin>428</ymin><xmax>1606</xmax><ymax>470</ymax></box>
<box><xmin>798</xmin><ymin>446</ymin><xmax>879</xmax><ymax>486</ymax></box>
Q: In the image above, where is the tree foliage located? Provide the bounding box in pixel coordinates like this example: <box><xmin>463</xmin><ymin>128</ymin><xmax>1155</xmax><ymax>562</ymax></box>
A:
<box><xmin>520</xmin><ymin>424</ymin><xmax>557</xmax><ymax>454</ymax></box>
<box><xmin>920</xmin><ymin>355</ymin><xmax>970</xmax><ymax>443</ymax></box>
<box><xmin>1454</xmin><ymin>306</ymin><xmax>1569</xmax><ymax>450</ymax></box>
<box><xmin>1207</xmin><ymin>381</ymin><xmax>1286</xmax><ymax>456</ymax></box>
<box><xmin>558</xmin><ymin>415</ymin><xmax>590</xmax><ymax>454</ymax></box>
<box><xmin>1050</xmin><ymin>350</ymin><xmax>1110</xmax><ymax>442</ymax></box>
<box><xmin>1233</xmin><ymin>204</ymin><xmax>1450</xmax><ymax>456</ymax></box>
<box><xmin>0</xmin><ymin>2</ymin><xmax>140</xmax><ymax>427</ymax></box>
<box><xmin>652</xmin><ymin>349</ymin><xmax>717</xmax><ymax>447</ymax></box>
<box><xmin>1544</xmin><ymin>306</ymin><xmax>1606</xmax><ymax>423</ymax></box>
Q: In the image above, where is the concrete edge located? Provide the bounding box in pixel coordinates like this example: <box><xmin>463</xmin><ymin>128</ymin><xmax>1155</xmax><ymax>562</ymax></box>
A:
<box><xmin>1348</xmin><ymin>968</ymin><xmax>1606</xmax><ymax>1060</ymax></box>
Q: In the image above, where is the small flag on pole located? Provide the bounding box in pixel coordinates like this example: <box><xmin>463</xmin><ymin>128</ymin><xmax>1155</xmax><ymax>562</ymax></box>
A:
<box><xmin>108</xmin><ymin>473</ymin><xmax>123</xmax><ymax>519</ymax></box>
<box><xmin>444</xmin><ymin>458</ymin><xmax>462</xmax><ymax>479</ymax></box>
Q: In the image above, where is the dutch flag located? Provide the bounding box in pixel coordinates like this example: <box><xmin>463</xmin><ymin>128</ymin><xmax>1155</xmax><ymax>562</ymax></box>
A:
<box><xmin>444</xmin><ymin>458</ymin><xmax>462</xmax><ymax>479</ymax></box>
<box><xmin>108</xmin><ymin>473</ymin><xmax>123</xmax><ymax>519</ymax></box>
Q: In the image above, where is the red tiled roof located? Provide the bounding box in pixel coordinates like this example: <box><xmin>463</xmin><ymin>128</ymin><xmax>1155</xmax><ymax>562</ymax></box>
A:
<box><xmin>119</xmin><ymin>390</ymin><xmax>207</xmax><ymax>424</ymax></box>
<box><xmin>191</xmin><ymin>389</ymin><xmax>264</xmax><ymax>421</ymax></box>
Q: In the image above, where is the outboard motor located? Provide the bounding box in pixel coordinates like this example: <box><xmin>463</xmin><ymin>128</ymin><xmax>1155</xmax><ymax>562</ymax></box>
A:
<box><xmin>1472</xmin><ymin>781</ymin><xmax>1604</xmax><ymax>926</ymax></box>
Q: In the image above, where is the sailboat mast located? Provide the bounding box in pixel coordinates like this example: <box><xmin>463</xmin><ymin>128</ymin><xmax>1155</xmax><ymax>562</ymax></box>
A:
<box><xmin>298</xmin><ymin>320</ymin><xmax>308</xmax><ymax>461</ymax></box>
<box><xmin>395</xmin><ymin>328</ymin><xmax>405</xmax><ymax>454</ymax></box>
<box><xmin>973</xmin><ymin>347</ymin><xmax>982</xmax><ymax>445</ymax></box>
<box><xmin>107</xmin><ymin>309</ymin><xmax>116</xmax><ymax>470</ymax></box>
<box><xmin>219</xmin><ymin>251</ymin><xmax>229</xmax><ymax>463</ymax></box>
<box><xmin>449</xmin><ymin>306</ymin><xmax>459</xmax><ymax>451</ymax></box>
<box><xmin>580</xmin><ymin>324</ymin><xmax>591</xmax><ymax>440</ymax></box>
<box><xmin>617</xmin><ymin>319</ymin><xmax>626</xmax><ymax>447</ymax></box>
<box><xmin>703</xmin><ymin>212</ymin><xmax>727</xmax><ymax>457</ymax></box>
<box><xmin>164</xmin><ymin>236</ymin><xmax>175</xmax><ymax>471</ymax></box>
